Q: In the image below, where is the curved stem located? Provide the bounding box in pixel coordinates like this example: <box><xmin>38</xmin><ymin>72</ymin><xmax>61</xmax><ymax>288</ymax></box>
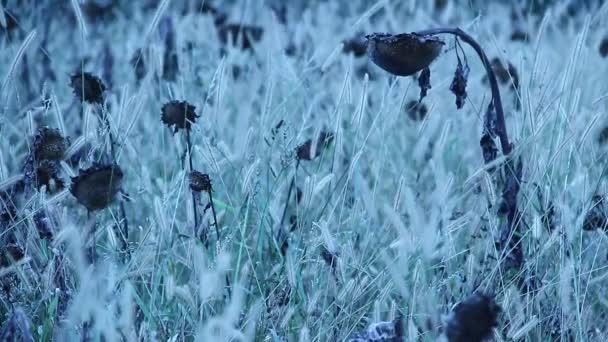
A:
<box><xmin>416</xmin><ymin>27</ymin><xmax>512</xmax><ymax>156</ymax></box>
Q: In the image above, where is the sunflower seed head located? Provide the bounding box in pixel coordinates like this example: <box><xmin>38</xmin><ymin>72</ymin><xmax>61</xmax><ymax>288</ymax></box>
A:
<box><xmin>161</xmin><ymin>100</ymin><xmax>199</xmax><ymax>133</ymax></box>
<box><xmin>189</xmin><ymin>171</ymin><xmax>212</xmax><ymax>193</ymax></box>
<box><xmin>366</xmin><ymin>32</ymin><xmax>444</xmax><ymax>77</ymax></box>
<box><xmin>70</xmin><ymin>163</ymin><xmax>123</xmax><ymax>211</ymax></box>
<box><xmin>70</xmin><ymin>71</ymin><xmax>106</xmax><ymax>104</ymax></box>
<box><xmin>446</xmin><ymin>293</ymin><xmax>501</xmax><ymax>342</ymax></box>
<box><xmin>33</xmin><ymin>127</ymin><xmax>68</xmax><ymax>161</ymax></box>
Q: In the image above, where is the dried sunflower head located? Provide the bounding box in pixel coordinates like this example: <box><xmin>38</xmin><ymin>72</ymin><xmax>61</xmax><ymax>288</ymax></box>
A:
<box><xmin>365</xmin><ymin>32</ymin><xmax>444</xmax><ymax>76</ymax></box>
<box><xmin>445</xmin><ymin>293</ymin><xmax>501</xmax><ymax>342</ymax></box>
<box><xmin>33</xmin><ymin>127</ymin><xmax>68</xmax><ymax>161</ymax></box>
<box><xmin>70</xmin><ymin>163</ymin><xmax>123</xmax><ymax>211</ymax></box>
<box><xmin>70</xmin><ymin>71</ymin><xmax>106</xmax><ymax>104</ymax></box>
<box><xmin>161</xmin><ymin>100</ymin><xmax>199</xmax><ymax>133</ymax></box>
<box><xmin>189</xmin><ymin>171</ymin><xmax>212</xmax><ymax>192</ymax></box>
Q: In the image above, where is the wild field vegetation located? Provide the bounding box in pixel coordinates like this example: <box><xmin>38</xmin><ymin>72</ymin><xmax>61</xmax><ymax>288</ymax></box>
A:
<box><xmin>1</xmin><ymin>0</ymin><xmax>608</xmax><ymax>341</ymax></box>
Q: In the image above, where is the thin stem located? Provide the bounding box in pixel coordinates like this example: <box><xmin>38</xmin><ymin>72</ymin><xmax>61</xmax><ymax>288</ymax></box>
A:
<box><xmin>101</xmin><ymin>108</ymin><xmax>130</xmax><ymax>260</ymax></box>
<box><xmin>416</xmin><ymin>27</ymin><xmax>512</xmax><ymax>156</ymax></box>
<box><xmin>279</xmin><ymin>159</ymin><xmax>300</xmax><ymax>229</ymax></box>
<box><xmin>208</xmin><ymin>191</ymin><xmax>220</xmax><ymax>242</ymax></box>
<box><xmin>186</xmin><ymin>130</ymin><xmax>200</xmax><ymax>240</ymax></box>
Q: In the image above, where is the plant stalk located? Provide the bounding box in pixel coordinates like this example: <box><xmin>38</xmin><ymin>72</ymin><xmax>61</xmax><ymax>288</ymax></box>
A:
<box><xmin>186</xmin><ymin>129</ymin><xmax>200</xmax><ymax>240</ymax></box>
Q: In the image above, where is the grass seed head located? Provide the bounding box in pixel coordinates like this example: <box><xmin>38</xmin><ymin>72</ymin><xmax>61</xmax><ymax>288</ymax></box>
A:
<box><xmin>161</xmin><ymin>100</ymin><xmax>199</xmax><ymax>133</ymax></box>
<box><xmin>33</xmin><ymin>127</ymin><xmax>68</xmax><ymax>161</ymax></box>
<box><xmin>70</xmin><ymin>163</ymin><xmax>124</xmax><ymax>211</ymax></box>
<box><xmin>365</xmin><ymin>32</ymin><xmax>444</xmax><ymax>77</ymax></box>
<box><xmin>445</xmin><ymin>292</ymin><xmax>501</xmax><ymax>342</ymax></box>
<box><xmin>190</xmin><ymin>171</ymin><xmax>212</xmax><ymax>193</ymax></box>
<box><xmin>70</xmin><ymin>71</ymin><xmax>106</xmax><ymax>104</ymax></box>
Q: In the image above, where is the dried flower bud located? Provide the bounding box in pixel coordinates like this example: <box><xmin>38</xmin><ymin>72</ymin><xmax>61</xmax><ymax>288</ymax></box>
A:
<box><xmin>0</xmin><ymin>244</ymin><xmax>25</xmax><ymax>267</ymax></box>
<box><xmin>405</xmin><ymin>100</ymin><xmax>428</xmax><ymax>121</ymax></box>
<box><xmin>161</xmin><ymin>100</ymin><xmax>199</xmax><ymax>133</ymax></box>
<box><xmin>583</xmin><ymin>195</ymin><xmax>608</xmax><ymax>231</ymax></box>
<box><xmin>190</xmin><ymin>171</ymin><xmax>212</xmax><ymax>193</ymax></box>
<box><xmin>33</xmin><ymin>127</ymin><xmax>68</xmax><ymax>161</ymax></box>
<box><xmin>480</xmin><ymin>133</ymin><xmax>498</xmax><ymax>166</ymax></box>
<box><xmin>0</xmin><ymin>307</ymin><xmax>34</xmax><ymax>342</ymax></box>
<box><xmin>70</xmin><ymin>164</ymin><xmax>123</xmax><ymax>211</ymax></box>
<box><xmin>296</xmin><ymin>131</ymin><xmax>334</xmax><ymax>161</ymax></box>
<box><xmin>418</xmin><ymin>67</ymin><xmax>431</xmax><ymax>101</ymax></box>
<box><xmin>218</xmin><ymin>24</ymin><xmax>264</xmax><ymax>51</ymax></box>
<box><xmin>600</xmin><ymin>36</ymin><xmax>608</xmax><ymax>58</ymax></box>
<box><xmin>70</xmin><ymin>71</ymin><xmax>106</xmax><ymax>104</ymax></box>
<box><xmin>445</xmin><ymin>293</ymin><xmax>501</xmax><ymax>342</ymax></box>
<box><xmin>365</xmin><ymin>32</ymin><xmax>444</xmax><ymax>77</ymax></box>
<box><xmin>450</xmin><ymin>59</ymin><xmax>469</xmax><ymax>109</ymax></box>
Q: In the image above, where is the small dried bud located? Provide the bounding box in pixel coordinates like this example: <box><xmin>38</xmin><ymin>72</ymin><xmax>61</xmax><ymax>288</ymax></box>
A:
<box><xmin>600</xmin><ymin>36</ymin><xmax>608</xmax><ymax>58</ymax></box>
<box><xmin>583</xmin><ymin>195</ymin><xmax>608</xmax><ymax>231</ymax></box>
<box><xmin>161</xmin><ymin>100</ymin><xmax>199</xmax><ymax>133</ymax></box>
<box><xmin>296</xmin><ymin>131</ymin><xmax>334</xmax><ymax>161</ymax></box>
<box><xmin>190</xmin><ymin>171</ymin><xmax>212</xmax><ymax>193</ymax></box>
<box><xmin>445</xmin><ymin>293</ymin><xmax>501</xmax><ymax>342</ymax></box>
<box><xmin>450</xmin><ymin>59</ymin><xmax>469</xmax><ymax>109</ymax></box>
<box><xmin>418</xmin><ymin>67</ymin><xmax>431</xmax><ymax>101</ymax></box>
<box><xmin>0</xmin><ymin>244</ymin><xmax>25</xmax><ymax>267</ymax></box>
<box><xmin>0</xmin><ymin>307</ymin><xmax>34</xmax><ymax>342</ymax></box>
<box><xmin>70</xmin><ymin>164</ymin><xmax>123</xmax><ymax>211</ymax></box>
<box><xmin>480</xmin><ymin>133</ymin><xmax>498</xmax><ymax>166</ymax></box>
<box><xmin>365</xmin><ymin>32</ymin><xmax>444</xmax><ymax>77</ymax></box>
<box><xmin>70</xmin><ymin>71</ymin><xmax>106</xmax><ymax>104</ymax></box>
<box><xmin>33</xmin><ymin>127</ymin><xmax>68</xmax><ymax>161</ymax></box>
<box><xmin>218</xmin><ymin>24</ymin><xmax>264</xmax><ymax>51</ymax></box>
<box><xmin>405</xmin><ymin>100</ymin><xmax>428</xmax><ymax>121</ymax></box>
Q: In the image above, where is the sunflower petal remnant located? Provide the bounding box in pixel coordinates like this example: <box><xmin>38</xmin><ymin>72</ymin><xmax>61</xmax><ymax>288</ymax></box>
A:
<box><xmin>70</xmin><ymin>163</ymin><xmax>124</xmax><ymax>211</ymax></box>
<box><xmin>365</xmin><ymin>32</ymin><xmax>444</xmax><ymax>77</ymax></box>
<box><xmin>161</xmin><ymin>100</ymin><xmax>199</xmax><ymax>133</ymax></box>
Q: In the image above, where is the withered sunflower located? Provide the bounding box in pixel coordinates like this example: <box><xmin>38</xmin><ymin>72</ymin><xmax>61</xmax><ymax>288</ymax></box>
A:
<box><xmin>70</xmin><ymin>71</ymin><xmax>106</xmax><ymax>104</ymax></box>
<box><xmin>189</xmin><ymin>171</ymin><xmax>212</xmax><ymax>193</ymax></box>
<box><xmin>33</xmin><ymin>127</ymin><xmax>68</xmax><ymax>161</ymax></box>
<box><xmin>365</xmin><ymin>32</ymin><xmax>444</xmax><ymax>77</ymax></box>
<box><xmin>70</xmin><ymin>164</ymin><xmax>123</xmax><ymax>211</ymax></box>
<box><xmin>161</xmin><ymin>100</ymin><xmax>199</xmax><ymax>133</ymax></box>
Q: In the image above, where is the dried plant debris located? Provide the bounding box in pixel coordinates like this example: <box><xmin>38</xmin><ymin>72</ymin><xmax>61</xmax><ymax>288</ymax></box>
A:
<box><xmin>161</xmin><ymin>100</ymin><xmax>199</xmax><ymax>133</ymax></box>
<box><xmin>418</xmin><ymin>67</ymin><xmax>432</xmax><ymax>101</ymax></box>
<box><xmin>0</xmin><ymin>307</ymin><xmax>34</xmax><ymax>342</ymax></box>
<box><xmin>342</xmin><ymin>34</ymin><xmax>367</xmax><ymax>57</ymax></box>
<box><xmin>480</xmin><ymin>133</ymin><xmax>498</xmax><ymax>166</ymax></box>
<box><xmin>33</xmin><ymin>210</ymin><xmax>54</xmax><ymax>240</ymax></box>
<box><xmin>296</xmin><ymin>131</ymin><xmax>334</xmax><ymax>161</ymax></box>
<box><xmin>131</xmin><ymin>49</ymin><xmax>147</xmax><ymax>83</ymax></box>
<box><xmin>445</xmin><ymin>293</ymin><xmax>501</xmax><ymax>342</ymax></box>
<box><xmin>0</xmin><ymin>243</ymin><xmax>25</xmax><ymax>267</ymax></box>
<box><xmin>405</xmin><ymin>100</ymin><xmax>428</xmax><ymax>121</ymax></box>
<box><xmin>70</xmin><ymin>163</ymin><xmax>123</xmax><ymax>211</ymax></box>
<box><xmin>190</xmin><ymin>171</ymin><xmax>212</xmax><ymax>193</ymax></box>
<box><xmin>218</xmin><ymin>24</ymin><xmax>264</xmax><ymax>51</ymax></box>
<box><xmin>583</xmin><ymin>195</ymin><xmax>608</xmax><ymax>231</ymax></box>
<box><xmin>70</xmin><ymin>71</ymin><xmax>106</xmax><ymax>104</ymax></box>
<box><xmin>600</xmin><ymin>36</ymin><xmax>608</xmax><ymax>58</ymax></box>
<box><xmin>348</xmin><ymin>314</ymin><xmax>403</xmax><ymax>341</ymax></box>
<box><xmin>450</xmin><ymin>58</ymin><xmax>469</xmax><ymax>109</ymax></box>
<box><xmin>366</xmin><ymin>32</ymin><xmax>444</xmax><ymax>76</ymax></box>
<box><xmin>33</xmin><ymin>127</ymin><xmax>68</xmax><ymax>161</ymax></box>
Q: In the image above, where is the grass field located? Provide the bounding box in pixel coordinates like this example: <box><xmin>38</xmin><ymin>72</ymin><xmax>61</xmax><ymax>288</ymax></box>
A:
<box><xmin>1</xmin><ymin>0</ymin><xmax>608</xmax><ymax>341</ymax></box>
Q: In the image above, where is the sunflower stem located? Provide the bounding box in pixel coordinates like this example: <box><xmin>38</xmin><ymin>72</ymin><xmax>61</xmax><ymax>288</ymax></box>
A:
<box><xmin>186</xmin><ymin>129</ymin><xmax>201</xmax><ymax>242</ymax></box>
<box><xmin>101</xmin><ymin>106</ymin><xmax>130</xmax><ymax>261</ymax></box>
<box><xmin>415</xmin><ymin>27</ymin><xmax>512</xmax><ymax>156</ymax></box>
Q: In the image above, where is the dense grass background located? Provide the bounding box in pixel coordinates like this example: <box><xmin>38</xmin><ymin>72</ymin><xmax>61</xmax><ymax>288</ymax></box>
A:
<box><xmin>1</xmin><ymin>0</ymin><xmax>608</xmax><ymax>340</ymax></box>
